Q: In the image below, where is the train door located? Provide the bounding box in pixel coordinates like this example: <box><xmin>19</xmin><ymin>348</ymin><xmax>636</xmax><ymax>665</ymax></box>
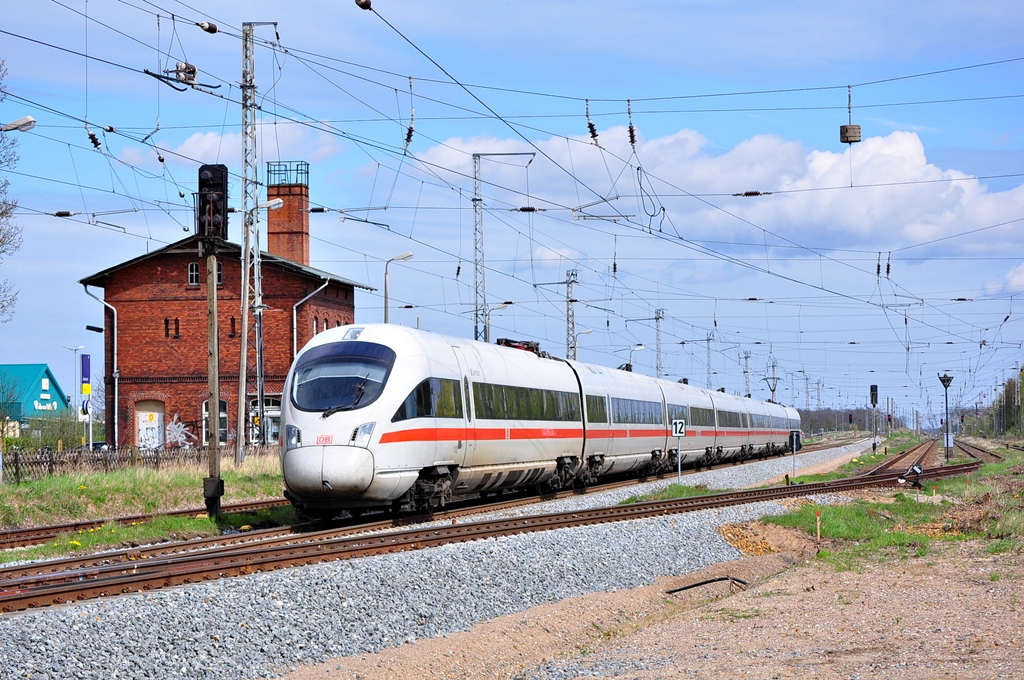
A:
<box><xmin>451</xmin><ymin>345</ymin><xmax>476</xmax><ymax>466</ymax></box>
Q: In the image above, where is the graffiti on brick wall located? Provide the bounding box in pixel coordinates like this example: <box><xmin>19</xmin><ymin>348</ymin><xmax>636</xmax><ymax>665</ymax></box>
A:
<box><xmin>165</xmin><ymin>414</ymin><xmax>200</xmax><ymax>448</ymax></box>
<box><xmin>137</xmin><ymin>411</ymin><xmax>164</xmax><ymax>449</ymax></box>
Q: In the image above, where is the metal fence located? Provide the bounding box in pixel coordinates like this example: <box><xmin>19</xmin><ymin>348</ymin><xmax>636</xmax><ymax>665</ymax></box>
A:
<box><xmin>0</xmin><ymin>445</ymin><xmax>279</xmax><ymax>484</ymax></box>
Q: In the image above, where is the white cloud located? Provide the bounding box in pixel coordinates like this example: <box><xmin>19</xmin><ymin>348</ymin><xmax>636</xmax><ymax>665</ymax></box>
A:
<box><xmin>118</xmin><ymin>124</ymin><xmax>345</xmax><ymax>173</ymax></box>
<box><xmin>1006</xmin><ymin>263</ymin><xmax>1024</xmax><ymax>289</ymax></box>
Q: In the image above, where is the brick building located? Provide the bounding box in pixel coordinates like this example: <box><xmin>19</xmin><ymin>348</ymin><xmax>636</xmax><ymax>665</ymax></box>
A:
<box><xmin>79</xmin><ymin>162</ymin><xmax>372</xmax><ymax>449</ymax></box>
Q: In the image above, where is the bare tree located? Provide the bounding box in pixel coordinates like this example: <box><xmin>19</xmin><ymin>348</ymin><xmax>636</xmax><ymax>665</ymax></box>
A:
<box><xmin>0</xmin><ymin>60</ymin><xmax>24</xmax><ymax>323</ymax></box>
<box><xmin>0</xmin><ymin>369</ymin><xmax>21</xmax><ymax>440</ymax></box>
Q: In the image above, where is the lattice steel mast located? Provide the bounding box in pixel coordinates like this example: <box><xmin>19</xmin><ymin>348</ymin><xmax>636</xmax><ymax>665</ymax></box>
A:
<box><xmin>566</xmin><ymin>269</ymin><xmax>578</xmax><ymax>359</ymax></box>
<box><xmin>655</xmin><ymin>308</ymin><xmax>664</xmax><ymax>378</ymax></box>
<box><xmin>237</xmin><ymin>21</ymin><xmax>276</xmax><ymax>459</ymax></box>
<box><xmin>471</xmin><ymin>152</ymin><xmax>534</xmax><ymax>342</ymax></box>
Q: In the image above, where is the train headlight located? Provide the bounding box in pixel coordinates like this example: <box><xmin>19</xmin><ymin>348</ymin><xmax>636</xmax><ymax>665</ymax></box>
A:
<box><xmin>284</xmin><ymin>424</ymin><xmax>302</xmax><ymax>451</ymax></box>
<box><xmin>352</xmin><ymin>422</ymin><xmax>375</xmax><ymax>448</ymax></box>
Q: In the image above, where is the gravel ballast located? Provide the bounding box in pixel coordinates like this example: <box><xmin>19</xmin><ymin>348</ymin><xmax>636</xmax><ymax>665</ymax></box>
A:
<box><xmin>0</xmin><ymin>441</ymin><xmax>871</xmax><ymax>680</ymax></box>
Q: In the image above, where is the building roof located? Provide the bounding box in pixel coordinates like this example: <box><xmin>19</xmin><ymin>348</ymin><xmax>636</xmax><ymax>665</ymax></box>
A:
<box><xmin>78</xmin><ymin>235</ymin><xmax>375</xmax><ymax>291</ymax></box>
<box><xmin>0</xmin><ymin>364</ymin><xmax>70</xmax><ymax>420</ymax></box>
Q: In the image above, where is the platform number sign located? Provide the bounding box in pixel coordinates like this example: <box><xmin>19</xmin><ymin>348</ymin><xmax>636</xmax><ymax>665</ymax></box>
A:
<box><xmin>672</xmin><ymin>419</ymin><xmax>686</xmax><ymax>483</ymax></box>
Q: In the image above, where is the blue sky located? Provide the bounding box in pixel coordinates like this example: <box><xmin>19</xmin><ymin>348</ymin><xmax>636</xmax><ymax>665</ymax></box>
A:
<box><xmin>1</xmin><ymin>0</ymin><xmax>1023</xmax><ymax>425</ymax></box>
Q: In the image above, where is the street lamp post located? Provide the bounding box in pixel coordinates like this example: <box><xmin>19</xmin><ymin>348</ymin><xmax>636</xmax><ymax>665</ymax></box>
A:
<box><xmin>484</xmin><ymin>301</ymin><xmax>513</xmax><ymax>343</ymax></box>
<box><xmin>939</xmin><ymin>373</ymin><xmax>953</xmax><ymax>462</ymax></box>
<box><xmin>235</xmin><ymin>197</ymin><xmax>284</xmax><ymax>465</ymax></box>
<box><xmin>573</xmin><ymin>328</ymin><xmax>592</xmax><ymax>358</ymax></box>
<box><xmin>63</xmin><ymin>346</ymin><xmax>84</xmax><ymax>432</ymax></box>
<box><xmin>384</xmin><ymin>252</ymin><xmax>413</xmax><ymax>323</ymax></box>
<box><xmin>626</xmin><ymin>344</ymin><xmax>645</xmax><ymax>372</ymax></box>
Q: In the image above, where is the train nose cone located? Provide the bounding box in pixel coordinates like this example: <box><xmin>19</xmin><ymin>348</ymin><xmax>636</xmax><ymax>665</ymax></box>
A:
<box><xmin>282</xmin><ymin>445</ymin><xmax>374</xmax><ymax>498</ymax></box>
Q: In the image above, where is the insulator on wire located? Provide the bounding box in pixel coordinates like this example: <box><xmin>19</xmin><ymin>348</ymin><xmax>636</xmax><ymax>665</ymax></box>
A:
<box><xmin>585</xmin><ymin>98</ymin><xmax>599</xmax><ymax>145</ymax></box>
<box><xmin>886</xmin><ymin>252</ymin><xmax>891</xmax><ymax>278</ymax></box>
<box><xmin>455</xmin><ymin>264</ymin><xmax>461</xmax><ymax>279</ymax></box>
<box><xmin>403</xmin><ymin>77</ymin><xmax>415</xmax><ymax>152</ymax></box>
<box><xmin>196</xmin><ymin>21</ymin><xmax>218</xmax><ymax>34</ymax></box>
<box><xmin>103</xmin><ymin>125</ymin><xmax>115</xmax><ymax>133</ymax></box>
<box><xmin>355</xmin><ymin>0</ymin><xmax>372</xmax><ymax>9</ymax></box>
<box><xmin>53</xmin><ymin>211</ymin><xmax>74</xmax><ymax>218</ymax></box>
<box><xmin>309</xmin><ymin>207</ymin><xmax>328</xmax><ymax>213</ymax></box>
<box><xmin>876</xmin><ymin>253</ymin><xmax>881</xmax><ymax>277</ymax></box>
<box><xmin>88</xmin><ymin>131</ymin><xmax>101</xmax><ymax>149</ymax></box>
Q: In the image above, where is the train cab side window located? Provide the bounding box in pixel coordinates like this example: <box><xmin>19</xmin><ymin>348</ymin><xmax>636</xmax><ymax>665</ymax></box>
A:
<box><xmin>585</xmin><ymin>394</ymin><xmax>608</xmax><ymax>423</ymax></box>
<box><xmin>392</xmin><ymin>378</ymin><xmax>464</xmax><ymax>422</ymax></box>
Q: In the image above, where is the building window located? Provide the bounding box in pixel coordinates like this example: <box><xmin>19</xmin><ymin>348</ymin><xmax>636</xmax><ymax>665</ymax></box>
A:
<box><xmin>202</xmin><ymin>399</ymin><xmax>228</xmax><ymax>445</ymax></box>
<box><xmin>216</xmin><ymin>261</ymin><xmax>223</xmax><ymax>286</ymax></box>
<box><xmin>229</xmin><ymin>316</ymin><xmax>236</xmax><ymax>338</ymax></box>
<box><xmin>164</xmin><ymin>318</ymin><xmax>170</xmax><ymax>338</ymax></box>
<box><xmin>313</xmin><ymin>317</ymin><xmax>319</xmax><ymax>334</ymax></box>
<box><xmin>188</xmin><ymin>262</ymin><xmax>200</xmax><ymax>286</ymax></box>
<box><xmin>174</xmin><ymin>318</ymin><xmax>180</xmax><ymax>338</ymax></box>
<box><xmin>248</xmin><ymin>396</ymin><xmax>282</xmax><ymax>443</ymax></box>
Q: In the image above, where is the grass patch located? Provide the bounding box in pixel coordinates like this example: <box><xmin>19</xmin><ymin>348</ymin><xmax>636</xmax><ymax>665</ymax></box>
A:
<box><xmin>0</xmin><ymin>497</ymin><xmax>298</xmax><ymax>566</ymax></box>
<box><xmin>763</xmin><ymin>493</ymin><xmax>955</xmax><ymax>571</ymax></box>
<box><xmin>985</xmin><ymin>538</ymin><xmax>1019</xmax><ymax>554</ymax></box>
<box><xmin>620</xmin><ymin>483</ymin><xmax>717</xmax><ymax>505</ymax></box>
<box><xmin>701</xmin><ymin>607</ymin><xmax>761</xmax><ymax>622</ymax></box>
<box><xmin>0</xmin><ymin>454</ymin><xmax>284</xmax><ymax>528</ymax></box>
<box><xmin>0</xmin><ymin>515</ymin><xmax>218</xmax><ymax>565</ymax></box>
<box><xmin>766</xmin><ymin>439</ymin><xmax>1024</xmax><ymax>569</ymax></box>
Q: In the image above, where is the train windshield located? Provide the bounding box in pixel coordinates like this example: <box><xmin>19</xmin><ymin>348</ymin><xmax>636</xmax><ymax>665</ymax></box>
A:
<box><xmin>290</xmin><ymin>341</ymin><xmax>397</xmax><ymax>413</ymax></box>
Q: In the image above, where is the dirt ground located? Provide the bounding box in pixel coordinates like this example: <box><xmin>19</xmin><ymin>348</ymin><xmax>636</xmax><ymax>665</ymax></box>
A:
<box><xmin>280</xmin><ymin>450</ymin><xmax>1023</xmax><ymax>680</ymax></box>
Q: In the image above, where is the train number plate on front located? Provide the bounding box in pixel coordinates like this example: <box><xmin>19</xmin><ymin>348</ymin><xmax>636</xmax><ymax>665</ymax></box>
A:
<box><xmin>316</xmin><ymin>434</ymin><xmax>333</xmax><ymax>445</ymax></box>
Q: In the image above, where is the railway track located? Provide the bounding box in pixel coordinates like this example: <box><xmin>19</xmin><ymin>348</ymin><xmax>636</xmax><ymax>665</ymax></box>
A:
<box><xmin>1</xmin><ymin>438</ymin><xmax>870</xmax><ymax>553</ymax></box>
<box><xmin>0</xmin><ymin>498</ymin><xmax>289</xmax><ymax>552</ymax></box>
<box><xmin>0</xmin><ymin>458</ymin><xmax>977</xmax><ymax>614</ymax></box>
<box><xmin>954</xmin><ymin>440</ymin><xmax>1004</xmax><ymax>463</ymax></box>
<box><xmin>859</xmin><ymin>440</ymin><xmax>936</xmax><ymax>477</ymax></box>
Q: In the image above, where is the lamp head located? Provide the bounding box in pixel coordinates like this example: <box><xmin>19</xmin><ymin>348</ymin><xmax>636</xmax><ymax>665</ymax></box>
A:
<box><xmin>1</xmin><ymin>116</ymin><xmax>36</xmax><ymax>133</ymax></box>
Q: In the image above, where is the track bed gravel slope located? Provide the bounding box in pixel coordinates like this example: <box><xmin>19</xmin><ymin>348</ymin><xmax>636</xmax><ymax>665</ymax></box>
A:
<box><xmin>284</xmin><ymin>536</ymin><xmax>1022</xmax><ymax>680</ymax></box>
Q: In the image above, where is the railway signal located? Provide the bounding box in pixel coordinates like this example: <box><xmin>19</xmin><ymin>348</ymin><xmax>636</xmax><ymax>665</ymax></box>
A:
<box><xmin>197</xmin><ymin>163</ymin><xmax>228</xmax><ymax>239</ymax></box>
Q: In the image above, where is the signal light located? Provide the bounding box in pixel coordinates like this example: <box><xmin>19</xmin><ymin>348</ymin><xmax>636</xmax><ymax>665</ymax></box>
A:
<box><xmin>197</xmin><ymin>164</ymin><xmax>228</xmax><ymax>239</ymax></box>
<box><xmin>848</xmin><ymin>413</ymin><xmax>853</xmax><ymax>424</ymax></box>
<box><xmin>960</xmin><ymin>415</ymin><xmax>964</xmax><ymax>424</ymax></box>
<box><xmin>887</xmin><ymin>414</ymin><xmax>892</xmax><ymax>423</ymax></box>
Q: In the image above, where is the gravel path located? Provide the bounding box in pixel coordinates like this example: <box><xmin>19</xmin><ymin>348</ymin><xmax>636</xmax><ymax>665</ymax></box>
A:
<box><xmin>0</xmin><ymin>440</ymin><xmax>871</xmax><ymax>680</ymax></box>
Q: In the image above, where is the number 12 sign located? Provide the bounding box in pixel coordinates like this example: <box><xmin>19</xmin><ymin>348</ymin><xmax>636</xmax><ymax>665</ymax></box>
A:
<box><xmin>671</xmin><ymin>419</ymin><xmax>687</xmax><ymax>437</ymax></box>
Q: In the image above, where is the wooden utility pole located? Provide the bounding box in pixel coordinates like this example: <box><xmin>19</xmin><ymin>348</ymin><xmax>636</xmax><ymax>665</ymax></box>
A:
<box><xmin>204</xmin><ymin>247</ymin><xmax>223</xmax><ymax>518</ymax></box>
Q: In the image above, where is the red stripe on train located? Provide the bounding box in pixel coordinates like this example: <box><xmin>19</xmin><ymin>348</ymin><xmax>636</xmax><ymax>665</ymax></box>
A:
<box><xmin>379</xmin><ymin>426</ymin><xmax>793</xmax><ymax>444</ymax></box>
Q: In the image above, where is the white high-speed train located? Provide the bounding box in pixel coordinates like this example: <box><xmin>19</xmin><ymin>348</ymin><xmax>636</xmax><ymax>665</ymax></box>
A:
<box><xmin>279</xmin><ymin>324</ymin><xmax>801</xmax><ymax>517</ymax></box>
